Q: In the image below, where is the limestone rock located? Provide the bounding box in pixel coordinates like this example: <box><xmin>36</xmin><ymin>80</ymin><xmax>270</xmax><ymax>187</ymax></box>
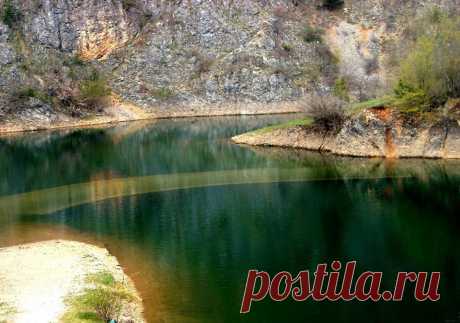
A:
<box><xmin>233</xmin><ymin>108</ymin><xmax>460</xmax><ymax>159</ymax></box>
<box><xmin>0</xmin><ymin>24</ymin><xmax>14</xmax><ymax>65</ymax></box>
<box><xmin>21</xmin><ymin>0</ymin><xmax>136</xmax><ymax>59</ymax></box>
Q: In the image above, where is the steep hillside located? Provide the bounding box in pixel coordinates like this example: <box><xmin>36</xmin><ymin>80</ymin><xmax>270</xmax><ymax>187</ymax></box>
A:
<box><xmin>0</xmin><ymin>0</ymin><xmax>458</xmax><ymax>131</ymax></box>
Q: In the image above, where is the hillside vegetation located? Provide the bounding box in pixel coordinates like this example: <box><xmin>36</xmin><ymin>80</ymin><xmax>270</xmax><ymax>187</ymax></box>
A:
<box><xmin>0</xmin><ymin>0</ymin><xmax>458</xmax><ymax>128</ymax></box>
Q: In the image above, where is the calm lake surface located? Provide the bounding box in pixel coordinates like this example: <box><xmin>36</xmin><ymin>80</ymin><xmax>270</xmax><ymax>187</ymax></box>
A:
<box><xmin>0</xmin><ymin>115</ymin><xmax>459</xmax><ymax>323</ymax></box>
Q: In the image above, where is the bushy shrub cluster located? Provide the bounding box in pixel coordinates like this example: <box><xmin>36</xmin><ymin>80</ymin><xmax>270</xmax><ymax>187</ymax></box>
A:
<box><xmin>10</xmin><ymin>48</ymin><xmax>112</xmax><ymax>114</ymax></box>
<box><xmin>79</xmin><ymin>71</ymin><xmax>111</xmax><ymax>109</ymax></box>
<box><xmin>396</xmin><ymin>10</ymin><xmax>460</xmax><ymax>112</ymax></box>
<box><xmin>1</xmin><ymin>0</ymin><xmax>21</xmax><ymax>28</ymax></box>
<box><xmin>14</xmin><ymin>87</ymin><xmax>52</xmax><ymax>104</ymax></box>
<box><xmin>333</xmin><ymin>78</ymin><xmax>349</xmax><ymax>102</ymax></box>
<box><xmin>63</xmin><ymin>271</ymin><xmax>135</xmax><ymax>323</ymax></box>
<box><xmin>300</xmin><ymin>25</ymin><xmax>324</xmax><ymax>43</ymax></box>
<box><xmin>151</xmin><ymin>86</ymin><xmax>174</xmax><ymax>100</ymax></box>
<box><xmin>322</xmin><ymin>0</ymin><xmax>344</xmax><ymax>10</ymax></box>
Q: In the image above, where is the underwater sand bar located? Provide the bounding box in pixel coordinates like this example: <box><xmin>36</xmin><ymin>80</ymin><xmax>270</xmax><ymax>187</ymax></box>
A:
<box><xmin>0</xmin><ymin>167</ymin><xmax>418</xmax><ymax>219</ymax></box>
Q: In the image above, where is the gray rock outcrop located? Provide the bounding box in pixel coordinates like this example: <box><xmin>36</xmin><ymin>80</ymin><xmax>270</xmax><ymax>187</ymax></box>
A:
<box><xmin>0</xmin><ymin>0</ymin><xmax>458</xmax><ymax>134</ymax></box>
<box><xmin>232</xmin><ymin>108</ymin><xmax>460</xmax><ymax>159</ymax></box>
<box><xmin>20</xmin><ymin>0</ymin><xmax>136</xmax><ymax>59</ymax></box>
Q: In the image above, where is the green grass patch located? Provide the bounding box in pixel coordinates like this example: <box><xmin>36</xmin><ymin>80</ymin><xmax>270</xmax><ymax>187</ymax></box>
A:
<box><xmin>349</xmin><ymin>97</ymin><xmax>393</xmax><ymax>115</ymax></box>
<box><xmin>247</xmin><ymin>117</ymin><xmax>313</xmax><ymax>135</ymax></box>
<box><xmin>333</xmin><ymin>78</ymin><xmax>349</xmax><ymax>102</ymax></box>
<box><xmin>62</xmin><ymin>271</ymin><xmax>135</xmax><ymax>323</ymax></box>
<box><xmin>15</xmin><ymin>87</ymin><xmax>53</xmax><ymax>104</ymax></box>
<box><xmin>349</xmin><ymin>95</ymin><xmax>448</xmax><ymax>118</ymax></box>
<box><xmin>86</xmin><ymin>271</ymin><xmax>116</xmax><ymax>287</ymax></box>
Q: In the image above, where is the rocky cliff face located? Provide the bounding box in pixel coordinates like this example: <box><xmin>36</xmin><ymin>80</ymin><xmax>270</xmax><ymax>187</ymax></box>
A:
<box><xmin>20</xmin><ymin>0</ymin><xmax>136</xmax><ymax>60</ymax></box>
<box><xmin>0</xmin><ymin>0</ymin><xmax>458</xmax><ymax>130</ymax></box>
<box><xmin>334</xmin><ymin>108</ymin><xmax>460</xmax><ymax>158</ymax></box>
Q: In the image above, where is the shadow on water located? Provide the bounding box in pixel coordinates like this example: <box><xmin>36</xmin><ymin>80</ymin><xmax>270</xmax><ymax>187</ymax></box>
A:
<box><xmin>0</xmin><ymin>115</ymin><xmax>459</xmax><ymax>323</ymax></box>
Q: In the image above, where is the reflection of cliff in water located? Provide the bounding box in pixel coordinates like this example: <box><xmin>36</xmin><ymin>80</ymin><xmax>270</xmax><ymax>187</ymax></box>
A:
<box><xmin>0</xmin><ymin>115</ymin><xmax>299</xmax><ymax>196</ymax></box>
<box><xmin>1</xmin><ymin>156</ymin><xmax>458</xmax><ymax>220</ymax></box>
<box><xmin>0</xmin><ymin>116</ymin><xmax>459</xmax><ymax>323</ymax></box>
<box><xmin>246</xmin><ymin>145</ymin><xmax>460</xmax><ymax>180</ymax></box>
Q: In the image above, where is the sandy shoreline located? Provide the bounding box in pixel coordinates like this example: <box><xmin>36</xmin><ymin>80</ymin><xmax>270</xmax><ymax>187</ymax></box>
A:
<box><xmin>0</xmin><ymin>240</ymin><xmax>144</xmax><ymax>323</ymax></box>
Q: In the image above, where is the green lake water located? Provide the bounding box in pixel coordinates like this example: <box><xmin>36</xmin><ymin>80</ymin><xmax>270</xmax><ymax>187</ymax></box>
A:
<box><xmin>0</xmin><ymin>115</ymin><xmax>459</xmax><ymax>323</ymax></box>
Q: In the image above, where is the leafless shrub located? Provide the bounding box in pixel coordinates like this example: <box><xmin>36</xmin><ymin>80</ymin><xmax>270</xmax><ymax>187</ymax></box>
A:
<box><xmin>308</xmin><ymin>93</ymin><xmax>346</xmax><ymax>132</ymax></box>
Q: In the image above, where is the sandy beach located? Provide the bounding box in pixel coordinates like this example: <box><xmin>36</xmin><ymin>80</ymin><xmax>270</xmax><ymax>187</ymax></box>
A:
<box><xmin>0</xmin><ymin>240</ymin><xmax>144</xmax><ymax>323</ymax></box>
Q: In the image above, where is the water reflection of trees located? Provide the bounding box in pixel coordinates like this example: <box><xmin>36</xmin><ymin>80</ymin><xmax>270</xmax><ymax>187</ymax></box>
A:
<box><xmin>0</xmin><ymin>115</ymin><xmax>459</xmax><ymax>322</ymax></box>
<box><xmin>0</xmin><ymin>115</ymin><xmax>297</xmax><ymax>196</ymax></box>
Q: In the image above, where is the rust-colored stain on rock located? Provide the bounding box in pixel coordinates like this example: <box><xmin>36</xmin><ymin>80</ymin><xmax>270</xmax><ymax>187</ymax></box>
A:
<box><xmin>385</xmin><ymin>127</ymin><xmax>397</xmax><ymax>158</ymax></box>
